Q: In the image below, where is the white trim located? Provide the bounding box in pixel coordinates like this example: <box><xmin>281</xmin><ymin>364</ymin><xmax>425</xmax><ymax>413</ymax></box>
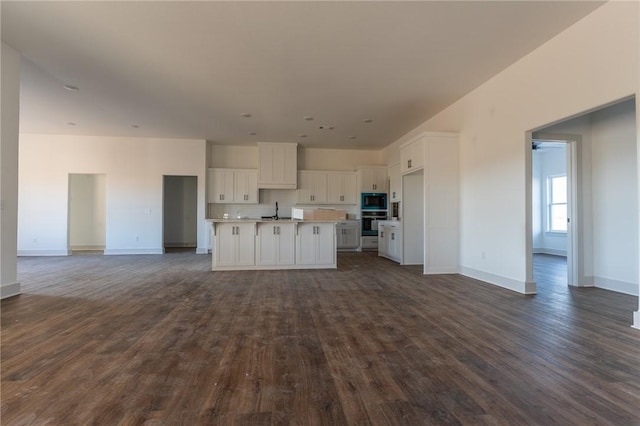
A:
<box><xmin>461</xmin><ymin>266</ymin><xmax>537</xmax><ymax>295</ymax></box>
<box><xmin>593</xmin><ymin>276</ymin><xmax>639</xmax><ymax>296</ymax></box>
<box><xmin>163</xmin><ymin>242</ymin><xmax>197</xmax><ymax>248</ymax></box>
<box><xmin>532</xmin><ymin>248</ymin><xmax>567</xmax><ymax>257</ymax></box>
<box><xmin>196</xmin><ymin>247</ymin><xmax>208</xmax><ymax>254</ymax></box>
<box><xmin>104</xmin><ymin>248</ymin><xmax>164</xmax><ymax>255</ymax></box>
<box><xmin>1</xmin><ymin>282</ymin><xmax>21</xmax><ymax>299</ymax></box>
<box><xmin>18</xmin><ymin>249</ymin><xmax>70</xmax><ymax>256</ymax></box>
<box><xmin>632</xmin><ymin>311</ymin><xmax>640</xmax><ymax>330</ymax></box>
<box><xmin>212</xmin><ymin>264</ymin><xmax>337</xmax><ymax>271</ymax></box>
<box><xmin>70</xmin><ymin>245</ymin><xmax>105</xmax><ymax>251</ymax></box>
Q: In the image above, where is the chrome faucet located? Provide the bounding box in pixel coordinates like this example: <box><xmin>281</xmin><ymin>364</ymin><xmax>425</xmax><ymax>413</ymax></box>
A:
<box><xmin>275</xmin><ymin>201</ymin><xmax>279</xmax><ymax>220</ymax></box>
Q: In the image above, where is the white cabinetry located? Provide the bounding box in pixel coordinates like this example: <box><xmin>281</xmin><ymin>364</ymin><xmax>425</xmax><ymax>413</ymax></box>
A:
<box><xmin>214</xmin><ymin>222</ymin><xmax>255</xmax><ymax>267</ymax></box>
<box><xmin>297</xmin><ymin>171</ymin><xmax>328</xmax><ymax>204</ymax></box>
<box><xmin>297</xmin><ymin>171</ymin><xmax>358</xmax><ymax>205</ymax></box>
<box><xmin>336</xmin><ymin>221</ymin><xmax>360</xmax><ymax>250</ymax></box>
<box><xmin>327</xmin><ymin>172</ymin><xmax>357</xmax><ymax>204</ymax></box>
<box><xmin>357</xmin><ymin>167</ymin><xmax>388</xmax><ymax>193</ymax></box>
<box><xmin>400</xmin><ymin>135</ymin><xmax>425</xmax><ymax>175</ymax></box>
<box><xmin>208</xmin><ymin>168</ymin><xmax>258</xmax><ymax>204</ymax></box>
<box><xmin>388</xmin><ymin>163</ymin><xmax>401</xmax><ymax>202</ymax></box>
<box><xmin>378</xmin><ymin>221</ymin><xmax>402</xmax><ymax>263</ymax></box>
<box><xmin>296</xmin><ymin>223</ymin><xmax>335</xmax><ymax>266</ymax></box>
<box><xmin>258</xmin><ymin>142</ymin><xmax>297</xmax><ymax>189</ymax></box>
<box><xmin>256</xmin><ymin>222</ymin><xmax>295</xmax><ymax>266</ymax></box>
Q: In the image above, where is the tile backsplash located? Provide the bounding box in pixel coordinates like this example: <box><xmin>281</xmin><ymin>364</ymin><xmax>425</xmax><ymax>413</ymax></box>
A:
<box><xmin>207</xmin><ymin>189</ymin><xmax>359</xmax><ymax>219</ymax></box>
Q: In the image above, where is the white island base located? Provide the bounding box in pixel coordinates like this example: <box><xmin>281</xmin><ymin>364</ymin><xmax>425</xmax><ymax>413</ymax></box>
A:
<box><xmin>207</xmin><ymin>219</ymin><xmax>337</xmax><ymax>271</ymax></box>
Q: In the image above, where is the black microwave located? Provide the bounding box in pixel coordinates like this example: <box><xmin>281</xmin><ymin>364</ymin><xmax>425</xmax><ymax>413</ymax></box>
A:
<box><xmin>361</xmin><ymin>193</ymin><xmax>387</xmax><ymax>210</ymax></box>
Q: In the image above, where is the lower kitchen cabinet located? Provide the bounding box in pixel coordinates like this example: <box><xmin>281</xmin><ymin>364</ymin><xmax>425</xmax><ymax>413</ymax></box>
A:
<box><xmin>336</xmin><ymin>221</ymin><xmax>360</xmax><ymax>250</ymax></box>
<box><xmin>296</xmin><ymin>222</ymin><xmax>336</xmax><ymax>266</ymax></box>
<box><xmin>256</xmin><ymin>222</ymin><xmax>295</xmax><ymax>266</ymax></box>
<box><xmin>378</xmin><ymin>221</ymin><xmax>402</xmax><ymax>263</ymax></box>
<box><xmin>214</xmin><ymin>222</ymin><xmax>255</xmax><ymax>267</ymax></box>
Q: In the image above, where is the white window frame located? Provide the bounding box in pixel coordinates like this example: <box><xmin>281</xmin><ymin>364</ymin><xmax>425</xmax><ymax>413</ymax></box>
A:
<box><xmin>547</xmin><ymin>174</ymin><xmax>567</xmax><ymax>234</ymax></box>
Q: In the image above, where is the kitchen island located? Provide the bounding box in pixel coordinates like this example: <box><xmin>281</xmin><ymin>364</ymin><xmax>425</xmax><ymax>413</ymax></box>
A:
<box><xmin>206</xmin><ymin>219</ymin><xmax>337</xmax><ymax>271</ymax></box>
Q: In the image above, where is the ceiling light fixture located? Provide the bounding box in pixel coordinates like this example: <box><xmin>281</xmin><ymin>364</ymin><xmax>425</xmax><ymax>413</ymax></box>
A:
<box><xmin>304</xmin><ymin>116</ymin><xmax>314</xmax><ymax>121</ymax></box>
<box><xmin>348</xmin><ymin>136</ymin><xmax>356</xmax><ymax>140</ymax></box>
<box><xmin>63</xmin><ymin>84</ymin><xmax>79</xmax><ymax>92</ymax></box>
<box><xmin>241</xmin><ymin>113</ymin><xmax>252</xmax><ymax>118</ymax></box>
<box><xmin>298</xmin><ymin>134</ymin><xmax>308</xmax><ymax>138</ymax></box>
<box><xmin>131</xmin><ymin>124</ymin><xmax>140</xmax><ymax>128</ymax></box>
<box><xmin>363</xmin><ymin>119</ymin><xmax>373</xmax><ymax>123</ymax></box>
<box><xmin>248</xmin><ymin>132</ymin><xmax>257</xmax><ymax>136</ymax></box>
<box><xmin>67</xmin><ymin>122</ymin><xmax>76</xmax><ymax>126</ymax></box>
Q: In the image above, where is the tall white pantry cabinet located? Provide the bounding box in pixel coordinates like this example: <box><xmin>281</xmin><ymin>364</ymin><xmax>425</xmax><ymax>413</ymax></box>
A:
<box><xmin>399</xmin><ymin>132</ymin><xmax>459</xmax><ymax>274</ymax></box>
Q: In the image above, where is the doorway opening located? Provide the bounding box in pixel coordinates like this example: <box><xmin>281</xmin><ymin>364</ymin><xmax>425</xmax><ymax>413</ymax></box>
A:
<box><xmin>531</xmin><ymin>140</ymin><xmax>572</xmax><ymax>287</ymax></box>
<box><xmin>68</xmin><ymin>173</ymin><xmax>106</xmax><ymax>254</ymax></box>
<box><xmin>163</xmin><ymin>175</ymin><xmax>197</xmax><ymax>253</ymax></box>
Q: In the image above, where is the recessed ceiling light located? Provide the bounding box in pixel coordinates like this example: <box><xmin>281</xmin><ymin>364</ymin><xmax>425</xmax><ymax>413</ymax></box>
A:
<box><xmin>131</xmin><ymin>124</ymin><xmax>140</xmax><ymax>128</ymax></box>
<box><xmin>348</xmin><ymin>136</ymin><xmax>356</xmax><ymax>140</ymax></box>
<box><xmin>319</xmin><ymin>126</ymin><xmax>325</xmax><ymax>130</ymax></box>
<box><xmin>67</xmin><ymin>122</ymin><xmax>76</xmax><ymax>126</ymax></box>
<box><xmin>363</xmin><ymin>119</ymin><xmax>373</xmax><ymax>123</ymax></box>
<box><xmin>329</xmin><ymin>126</ymin><xmax>334</xmax><ymax>130</ymax></box>
<box><xmin>304</xmin><ymin>116</ymin><xmax>314</xmax><ymax>121</ymax></box>
<box><xmin>248</xmin><ymin>132</ymin><xmax>257</xmax><ymax>136</ymax></box>
<box><xmin>63</xmin><ymin>84</ymin><xmax>79</xmax><ymax>92</ymax></box>
<box><xmin>241</xmin><ymin>113</ymin><xmax>252</xmax><ymax>118</ymax></box>
<box><xmin>298</xmin><ymin>134</ymin><xmax>308</xmax><ymax>138</ymax></box>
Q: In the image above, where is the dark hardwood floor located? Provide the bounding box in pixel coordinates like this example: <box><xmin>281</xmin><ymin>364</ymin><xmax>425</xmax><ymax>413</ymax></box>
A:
<box><xmin>2</xmin><ymin>252</ymin><xmax>639</xmax><ymax>425</ymax></box>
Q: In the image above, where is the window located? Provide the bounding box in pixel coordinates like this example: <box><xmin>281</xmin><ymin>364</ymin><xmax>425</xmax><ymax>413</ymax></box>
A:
<box><xmin>548</xmin><ymin>175</ymin><xmax>567</xmax><ymax>232</ymax></box>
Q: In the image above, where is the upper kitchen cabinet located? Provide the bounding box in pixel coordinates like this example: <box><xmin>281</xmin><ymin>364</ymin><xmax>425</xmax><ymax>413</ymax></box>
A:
<box><xmin>388</xmin><ymin>163</ymin><xmax>401</xmax><ymax>202</ymax></box>
<box><xmin>297</xmin><ymin>171</ymin><xmax>328</xmax><ymax>204</ymax></box>
<box><xmin>400</xmin><ymin>134</ymin><xmax>425</xmax><ymax>175</ymax></box>
<box><xmin>327</xmin><ymin>172</ymin><xmax>357</xmax><ymax>204</ymax></box>
<box><xmin>257</xmin><ymin>142</ymin><xmax>298</xmax><ymax>189</ymax></box>
<box><xmin>357</xmin><ymin>166</ymin><xmax>388</xmax><ymax>193</ymax></box>
<box><xmin>208</xmin><ymin>168</ymin><xmax>258</xmax><ymax>204</ymax></box>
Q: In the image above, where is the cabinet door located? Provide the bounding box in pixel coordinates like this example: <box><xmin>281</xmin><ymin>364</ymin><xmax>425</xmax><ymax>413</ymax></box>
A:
<box><xmin>389</xmin><ymin>164</ymin><xmax>401</xmax><ymax>202</ymax></box>
<box><xmin>373</xmin><ymin>169</ymin><xmax>388</xmax><ymax>193</ymax></box>
<box><xmin>411</xmin><ymin>139</ymin><xmax>425</xmax><ymax>170</ymax></box>
<box><xmin>234</xmin><ymin>170</ymin><xmax>258</xmax><ymax>204</ymax></box>
<box><xmin>297</xmin><ymin>171</ymin><xmax>327</xmax><ymax>204</ymax></box>
<box><xmin>276</xmin><ymin>224</ymin><xmax>296</xmax><ymax>265</ymax></box>
<box><xmin>378</xmin><ymin>225</ymin><xmax>387</xmax><ymax>256</ymax></box>
<box><xmin>400</xmin><ymin>144</ymin><xmax>412</xmax><ymax>175</ymax></box>
<box><xmin>210</xmin><ymin>169</ymin><xmax>235</xmax><ymax>203</ymax></box>
<box><xmin>327</xmin><ymin>173</ymin><xmax>358</xmax><ymax>204</ymax></box>
<box><xmin>358</xmin><ymin>169</ymin><xmax>374</xmax><ymax>192</ymax></box>
<box><xmin>296</xmin><ymin>224</ymin><xmax>317</xmax><ymax>265</ymax></box>
<box><xmin>256</xmin><ymin>224</ymin><xmax>278</xmax><ymax>265</ymax></box>
<box><xmin>215</xmin><ymin>223</ymin><xmax>237</xmax><ymax>266</ymax></box>
<box><xmin>235</xmin><ymin>223</ymin><xmax>255</xmax><ymax>266</ymax></box>
<box><xmin>258</xmin><ymin>143</ymin><xmax>297</xmax><ymax>189</ymax></box>
<box><xmin>315</xmin><ymin>223</ymin><xmax>335</xmax><ymax>265</ymax></box>
<box><xmin>341</xmin><ymin>226</ymin><xmax>360</xmax><ymax>249</ymax></box>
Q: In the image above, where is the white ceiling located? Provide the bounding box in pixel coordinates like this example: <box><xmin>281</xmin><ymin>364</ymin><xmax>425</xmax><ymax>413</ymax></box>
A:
<box><xmin>2</xmin><ymin>1</ymin><xmax>605</xmax><ymax>150</ymax></box>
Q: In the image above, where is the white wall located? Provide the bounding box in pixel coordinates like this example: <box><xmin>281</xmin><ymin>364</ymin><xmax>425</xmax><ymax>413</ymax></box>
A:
<box><xmin>163</xmin><ymin>175</ymin><xmax>197</xmax><ymax>247</ymax></box>
<box><xmin>1</xmin><ymin>43</ymin><xmax>21</xmax><ymax>298</ymax></box>
<box><xmin>18</xmin><ymin>135</ymin><xmax>208</xmax><ymax>255</ymax></box>
<box><xmin>533</xmin><ymin>146</ymin><xmax>568</xmax><ymax>256</ymax></box>
<box><xmin>69</xmin><ymin>173</ymin><xmax>106</xmax><ymax>250</ymax></box>
<box><xmin>382</xmin><ymin>1</ymin><xmax>638</xmax><ymax>294</ymax></box>
<box><xmin>590</xmin><ymin>101</ymin><xmax>638</xmax><ymax>295</ymax></box>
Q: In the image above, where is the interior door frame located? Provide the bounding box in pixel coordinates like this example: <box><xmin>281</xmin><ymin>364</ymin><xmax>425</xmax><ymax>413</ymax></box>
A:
<box><xmin>527</xmin><ymin>133</ymin><xmax>582</xmax><ymax>288</ymax></box>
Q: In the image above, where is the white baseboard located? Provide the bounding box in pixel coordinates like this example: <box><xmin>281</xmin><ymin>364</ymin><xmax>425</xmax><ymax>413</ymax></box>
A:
<box><xmin>70</xmin><ymin>245</ymin><xmax>105</xmax><ymax>251</ymax></box>
<box><xmin>533</xmin><ymin>248</ymin><xmax>567</xmax><ymax>256</ymax></box>
<box><xmin>633</xmin><ymin>311</ymin><xmax>640</xmax><ymax>330</ymax></box>
<box><xmin>164</xmin><ymin>242</ymin><xmax>197</xmax><ymax>248</ymax></box>
<box><xmin>196</xmin><ymin>247</ymin><xmax>208</xmax><ymax>255</ymax></box>
<box><xmin>594</xmin><ymin>276</ymin><xmax>638</xmax><ymax>296</ymax></box>
<box><xmin>104</xmin><ymin>248</ymin><xmax>164</xmax><ymax>255</ymax></box>
<box><xmin>460</xmin><ymin>266</ymin><xmax>537</xmax><ymax>295</ymax></box>
<box><xmin>1</xmin><ymin>282</ymin><xmax>21</xmax><ymax>299</ymax></box>
<box><xmin>18</xmin><ymin>249</ymin><xmax>70</xmax><ymax>256</ymax></box>
<box><xmin>424</xmin><ymin>266</ymin><xmax>459</xmax><ymax>274</ymax></box>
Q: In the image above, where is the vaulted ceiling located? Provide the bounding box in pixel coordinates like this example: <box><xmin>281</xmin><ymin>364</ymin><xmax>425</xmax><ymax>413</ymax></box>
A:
<box><xmin>2</xmin><ymin>1</ymin><xmax>605</xmax><ymax>149</ymax></box>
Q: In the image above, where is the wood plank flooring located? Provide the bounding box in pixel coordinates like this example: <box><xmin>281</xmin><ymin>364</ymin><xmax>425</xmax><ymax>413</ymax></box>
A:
<box><xmin>2</xmin><ymin>252</ymin><xmax>639</xmax><ymax>425</ymax></box>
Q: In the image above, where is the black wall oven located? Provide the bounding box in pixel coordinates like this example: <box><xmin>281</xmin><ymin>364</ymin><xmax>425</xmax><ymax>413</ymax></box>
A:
<box><xmin>361</xmin><ymin>211</ymin><xmax>387</xmax><ymax>236</ymax></box>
